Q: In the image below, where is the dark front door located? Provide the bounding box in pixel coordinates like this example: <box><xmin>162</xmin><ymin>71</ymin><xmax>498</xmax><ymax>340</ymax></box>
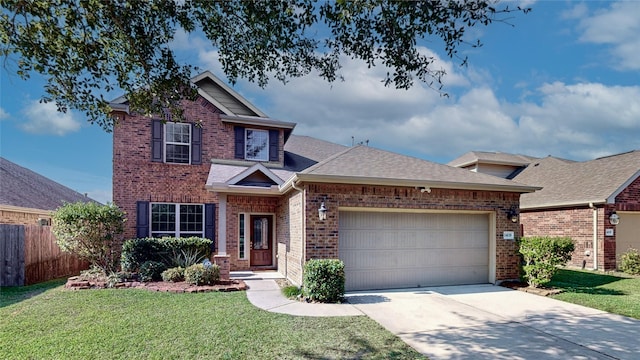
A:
<box><xmin>250</xmin><ymin>215</ymin><xmax>273</xmax><ymax>266</ymax></box>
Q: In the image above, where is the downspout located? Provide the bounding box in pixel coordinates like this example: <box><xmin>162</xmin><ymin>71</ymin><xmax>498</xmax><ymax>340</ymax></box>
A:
<box><xmin>291</xmin><ymin>180</ymin><xmax>306</xmax><ymax>284</ymax></box>
<box><xmin>590</xmin><ymin>202</ymin><xmax>598</xmax><ymax>270</ymax></box>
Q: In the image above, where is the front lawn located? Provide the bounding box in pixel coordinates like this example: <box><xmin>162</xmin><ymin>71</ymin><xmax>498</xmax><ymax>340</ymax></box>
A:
<box><xmin>0</xmin><ymin>280</ymin><xmax>425</xmax><ymax>360</ymax></box>
<box><xmin>548</xmin><ymin>269</ymin><xmax>640</xmax><ymax>319</ymax></box>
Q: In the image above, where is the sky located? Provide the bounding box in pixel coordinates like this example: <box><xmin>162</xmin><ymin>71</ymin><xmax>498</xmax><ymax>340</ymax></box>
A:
<box><xmin>1</xmin><ymin>0</ymin><xmax>639</xmax><ymax>205</ymax></box>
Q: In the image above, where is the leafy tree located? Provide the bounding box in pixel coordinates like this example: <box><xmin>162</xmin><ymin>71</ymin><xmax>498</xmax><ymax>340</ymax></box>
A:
<box><xmin>1</xmin><ymin>0</ymin><xmax>529</xmax><ymax>130</ymax></box>
<box><xmin>52</xmin><ymin>202</ymin><xmax>126</xmax><ymax>274</ymax></box>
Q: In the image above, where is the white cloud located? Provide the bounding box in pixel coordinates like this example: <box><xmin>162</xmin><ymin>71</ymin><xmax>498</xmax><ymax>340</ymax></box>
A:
<box><xmin>20</xmin><ymin>100</ymin><xmax>82</xmax><ymax>135</ymax></box>
<box><xmin>577</xmin><ymin>1</ymin><xmax>640</xmax><ymax>70</ymax></box>
<box><xmin>0</xmin><ymin>107</ymin><xmax>8</xmax><ymax>120</ymax></box>
<box><xmin>85</xmin><ymin>188</ymin><xmax>113</xmax><ymax>204</ymax></box>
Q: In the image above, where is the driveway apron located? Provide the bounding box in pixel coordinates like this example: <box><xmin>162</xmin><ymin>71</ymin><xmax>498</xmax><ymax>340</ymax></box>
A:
<box><xmin>346</xmin><ymin>284</ymin><xmax>640</xmax><ymax>360</ymax></box>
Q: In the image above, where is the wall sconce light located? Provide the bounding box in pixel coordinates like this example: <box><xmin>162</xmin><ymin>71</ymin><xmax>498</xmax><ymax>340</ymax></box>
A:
<box><xmin>416</xmin><ymin>186</ymin><xmax>431</xmax><ymax>193</ymax></box>
<box><xmin>506</xmin><ymin>206</ymin><xmax>519</xmax><ymax>223</ymax></box>
<box><xmin>318</xmin><ymin>201</ymin><xmax>328</xmax><ymax>221</ymax></box>
<box><xmin>609</xmin><ymin>211</ymin><xmax>620</xmax><ymax>225</ymax></box>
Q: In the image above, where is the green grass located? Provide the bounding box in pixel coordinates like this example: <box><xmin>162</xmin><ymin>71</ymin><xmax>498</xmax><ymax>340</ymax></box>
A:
<box><xmin>548</xmin><ymin>269</ymin><xmax>640</xmax><ymax>319</ymax></box>
<box><xmin>0</xmin><ymin>281</ymin><xmax>425</xmax><ymax>360</ymax></box>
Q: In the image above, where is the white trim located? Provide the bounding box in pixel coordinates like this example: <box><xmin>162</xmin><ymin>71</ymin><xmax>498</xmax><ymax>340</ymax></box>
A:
<box><xmin>227</xmin><ymin>163</ymin><xmax>284</xmax><ymax>186</ymax></box>
<box><xmin>196</xmin><ymin>88</ymin><xmax>235</xmax><ymax>116</ymax></box>
<box><xmin>164</xmin><ymin>122</ymin><xmax>191</xmax><ymax>164</ymax></box>
<box><xmin>607</xmin><ymin>169</ymin><xmax>640</xmax><ymax>204</ymax></box>
<box><xmin>218</xmin><ymin>194</ymin><xmax>227</xmax><ymax>255</ymax></box>
<box><xmin>191</xmin><ymin>71</ymin><xmax>268</xmax><ymax>117</ymax></box>
<box><xmin>244</xmin><ymin>213</ymin><xmax>276</xmax><ymax>267</ymax></box>
<box><xmin>238</xmin><ymin>212</ymin><xmax>247</xmax><ymax>260</ymax></box>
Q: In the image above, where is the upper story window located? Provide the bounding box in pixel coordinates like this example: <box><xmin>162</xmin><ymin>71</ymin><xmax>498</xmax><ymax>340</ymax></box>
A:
<box><xmin>234</xmin><ymin>126</ymin><xmax>279</xmax><ymax>162</ymax></box>
<box><xmin>245</xmin><ymin>129</ymin><xmax>269</xmax><ymax>161</ymax></box>
<box><xmin>165</xmin><ymin>123</ymin><xmax>191</xmax><ymax>164</ymax></box>
<box><xmin>151</xmin><ymin>120</ymin><xmax>202</xmax><ymax>165</ymax></box>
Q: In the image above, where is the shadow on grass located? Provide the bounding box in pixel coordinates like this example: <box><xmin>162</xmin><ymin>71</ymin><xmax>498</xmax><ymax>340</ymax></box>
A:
<box><xmin>549</xmin><ymin>269</ymin><xmax>626</xmax><ymax>295</ymax></box>
<box><xmin>0</xmin><ymin>278</ymin><xmax>66</xmax><ymax>308</ymax></box>
<box><xmin>294</xmin><ymin>334</ymin><xmax>423</xmax><ymax>360</ymax></box>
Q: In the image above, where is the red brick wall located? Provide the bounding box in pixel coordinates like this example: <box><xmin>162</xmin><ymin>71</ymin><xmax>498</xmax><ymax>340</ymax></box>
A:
<box><xmin>521</xmin><ymin>207</ymin><xmax>600</xmax><ymax>269</ymax></box>
<box><xmin>112</xmin><ymin>96</ymin><xmax>286</xmax><ymax>240</ymax></box>
<box><xmin>616</xmin><ymin>176</ymin><xmax>640</xmax><ymax>211</ymax></box>
<box><xmin>299</xmin><ymin>183</ymin><xmax>522</xmax><ymax>281</ymax></box>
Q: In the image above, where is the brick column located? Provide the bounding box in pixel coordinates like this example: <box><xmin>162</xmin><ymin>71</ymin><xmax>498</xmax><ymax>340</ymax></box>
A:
<box><xmin>214</xmin><ymin>254</ymin><xmax>230</xmax><ymax>281</ymax></box>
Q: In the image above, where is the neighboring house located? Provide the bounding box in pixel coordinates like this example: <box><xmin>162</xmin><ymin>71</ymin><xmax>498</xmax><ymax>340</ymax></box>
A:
<box><xmin>0</xmin><ymin>157</ymin><xmax>95</xmax><ymax>225</ymax></box>
<box><xmin>111</xmin><ymin>71</ymin><xmax>539</xmax><ymax>291</ymax></box>
<box><xmin>449</xmin><ymin>151</ymin><xmax>640</xmax><ymax>271</ymax></box>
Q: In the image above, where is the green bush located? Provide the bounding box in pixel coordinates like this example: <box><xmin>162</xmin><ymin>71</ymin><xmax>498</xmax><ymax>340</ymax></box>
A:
<box><xmin>282</xmin><ymin>285</ymin><xmax>301</xmax><ymax>299</ymax></box>
<box><xmin>519</xmin><ymin>236</ymin><xmax>575</xmax><ymax>288</ymax></box>
<box><xmin>619</xmin><ymin>248</ymin><xmax>640</xmax><ymax>275</ymax></box>
<box><xmin>120</xmin><ymin>237</ymin><xmax>212</xmax><ymax>272</ymax></box>
<box><xmin>161</xmin><ymin>267</ymin><xmax>185</xmax><ymax>282</ymax></box>
<box><xmin>184</xmin><ymin>263</ymin><xmax>220</xmax><ymax>285</ymax></box>
<box><xmin>52</xmin><ymin>202</ymin><xmax>125</xmax><ymax>273</ymax></box>
<box><xmin>303</xmin><ymin>259</ymin><xmax>345</xmax><ymax>303</ymax></box>
<box><xmin>138</xmin><ymin>261</ymin><xmax>167</xmax><ymax>282</ymax></box>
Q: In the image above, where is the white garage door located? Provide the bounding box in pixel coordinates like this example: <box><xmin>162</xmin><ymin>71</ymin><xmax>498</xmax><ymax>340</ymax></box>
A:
<box><xmin>339</xmin><ymin>211</ymin><xmax>490</xmax><ymax>291</ymax></box>
<box><xmin>616</xmin><ymin>212</ymin><xmax>640</xmax><ymax>263</ymax></box>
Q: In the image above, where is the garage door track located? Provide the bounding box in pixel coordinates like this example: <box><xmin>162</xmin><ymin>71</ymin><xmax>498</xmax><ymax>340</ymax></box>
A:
<box><xmin>346</xmin><ymin>284</ymin><xmax>640</xmax><ymax>360</ymax></box>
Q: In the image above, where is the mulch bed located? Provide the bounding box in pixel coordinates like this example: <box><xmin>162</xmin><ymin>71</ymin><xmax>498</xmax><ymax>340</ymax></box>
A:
<box><xmin>65</xmin><ymin>276</ymin><xmax>247</xmax><ymax>293</ymax></box>
<box><xmin>499</xmin><ymin>280</ymin><xmax>563</xmax><ymax>296</ymax></box>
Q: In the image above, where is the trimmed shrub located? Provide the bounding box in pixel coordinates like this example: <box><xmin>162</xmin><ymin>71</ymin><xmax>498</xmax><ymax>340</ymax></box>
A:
<box><xmin>184</xmin><ymin>263</ymin><xmax>220</xmax><ymax>285</ymax></box>
<box><xmin>303</xmin><ymin>259</ymin><xmax>345</xmax><ymax>303</ymax></box>
<box><xmin>161</xmin><ymin>267</ymin><xmax>185</xmax><ymax>282</ymax></box>
<box><xmin>138</xmin><ymin>261</ymin><xmax>167</xmax><ymax>282</ymax></box>
<box><xmin>121</xmin><ymin>237</ymin><xmax>212</xmax><ymax>272</ymax></box>
<box><xmin>619</xmin><ymin>248</ymin><xmax>640</xmax><ymax>275</ymax></box>
<box><xmin>52</xmin><ymin>202</ymin><xmax>125</xmax><ymax>273</ymax></box>
<box><xmin>519</xmin><ymin>236</ymin><xmax>575</xmax><ymax>288</ymax></box>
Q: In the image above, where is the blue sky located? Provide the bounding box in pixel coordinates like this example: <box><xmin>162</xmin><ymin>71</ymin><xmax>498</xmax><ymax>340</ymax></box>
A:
<box><xmin>1</xmin><ymin>0</ymin><xmax>639</xmax><ymax>205</ymax></box>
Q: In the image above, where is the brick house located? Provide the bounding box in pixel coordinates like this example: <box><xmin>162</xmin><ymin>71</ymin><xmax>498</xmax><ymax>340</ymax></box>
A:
<box><xmin>449</xmin><ymin>151</ymin><xmax>640</xmax><ymax>271</ymax></box>
<box><xmin>0</xmin><ymin>157</ymin><xmax>95</xmax><ymax>225</ymax></box>
<box><xmin>112</xmin><ymin>71</ymin><xmax>539</xmax><ymax>291</ymax></box>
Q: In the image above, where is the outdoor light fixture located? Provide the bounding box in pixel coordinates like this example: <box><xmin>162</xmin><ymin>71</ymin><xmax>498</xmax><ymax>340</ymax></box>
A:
<box><xmin>506</xmin><ymin>206</ymin><xmax>519</xmax><ymax>223</ymax></box>
<box><xmin>318</xmin><ymin>202</ymin><xmax>328</xmax><ymax>221</ymax></box>
<box><xmin>609</xmin><ymin>211</ymin><xmax>620</xmax><ymax>225</ymax></box>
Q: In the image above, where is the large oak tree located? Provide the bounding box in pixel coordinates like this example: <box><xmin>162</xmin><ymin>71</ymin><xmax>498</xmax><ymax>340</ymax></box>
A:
<box><xmin>1</xmin><ymin>0</ymin><xmax>528</xmax><ymax>130</ymax></box>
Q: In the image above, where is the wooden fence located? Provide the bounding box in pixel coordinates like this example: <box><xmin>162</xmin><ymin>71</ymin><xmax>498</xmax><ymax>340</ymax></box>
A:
<box><xmin>1</xmin><ymin>224</ymin><xmax>88</xmax><ymax>286</ymax></box>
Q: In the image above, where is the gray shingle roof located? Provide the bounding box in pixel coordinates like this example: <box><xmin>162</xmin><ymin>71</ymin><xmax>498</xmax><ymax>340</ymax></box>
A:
<box><xmin>448</xmin><ymin>151</ymin><xmax>540</xmax><ymax>167</ymax></box>
<box><xmin>0</xmin><ymin>157</ymin><xmax>96</xmax><ymax>211</ymax></box>
<box><xmin>299</xmin><ymin>146</ymin><xmax>538</xmax><ymax>192</ymax></box>
<box><xmin>514</xmin><ymin>151</ymin><xmax>640</xmax><ymax>209</ymax></box>
<box><xmin>283</xmin><ymin>135</ymin><xmax>349</xmax><ymax>171</ymax></box>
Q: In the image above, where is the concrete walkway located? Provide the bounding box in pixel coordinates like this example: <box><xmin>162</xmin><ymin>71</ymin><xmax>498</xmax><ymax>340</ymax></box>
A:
<box><xmin>233</xmin><ymin>271</ymin><xmax>363</xmax><ymax>317</ymax></box>
<box><xmin>235</xmin><ymin>273</ymin><xmax>640</xmax><ymax>359</ymax></box>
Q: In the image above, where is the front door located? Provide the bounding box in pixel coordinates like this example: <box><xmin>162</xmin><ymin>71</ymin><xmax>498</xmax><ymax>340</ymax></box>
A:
<box><xmin>250</xmin><ymin>215</ymin><xmax>273</xmax><ymax>266</ymax></box>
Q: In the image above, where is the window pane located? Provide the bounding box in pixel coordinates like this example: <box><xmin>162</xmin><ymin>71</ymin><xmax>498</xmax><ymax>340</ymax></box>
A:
<box><xmin>239</xmin><ymin>214</ymin><xmax>245</xmax><ymax>259</ymax></box>
<box><xmin>245</xmin><ymin>129</ymin><xmax>269</xmax><ymax>161</ymax></box>
<box><xmin>166</xmin><ymin>123</ymin><xmax>190</xmax><ymax>144</ymax></box>
<box><xmin>151</xmin><ymin>204</ymin><xmax>175</xmax><ymax>233</ymax></box>
<box><xmin>166</xmin><ymin>144</ymin><xmax>190</xmax><ymax>163</ymax></box>
<box><xmin>180</xmin><ymin>205</ymin><xmax>203</xmax><ymax>232</ymax></box>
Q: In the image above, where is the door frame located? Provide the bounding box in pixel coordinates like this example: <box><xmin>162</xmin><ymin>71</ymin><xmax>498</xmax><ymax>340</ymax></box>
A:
<box><xmin>246</xmin><ymin>213</ymin><xmax>276</xmax><ymax>268</ymax></box>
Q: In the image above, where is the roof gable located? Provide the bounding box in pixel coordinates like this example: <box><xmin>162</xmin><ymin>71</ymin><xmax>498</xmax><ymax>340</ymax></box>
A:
<box><xmin>515</xmin><ymin>150</ymin><xmax>640</xmax><ymax>209</ymax></box>
<box><xmin>191</xmin><ymin>71</ymin><xmax>266</xmax><ymax>117</ymax></box>
<box><xmin>0</xmin><ymin>157</ymin><xmax>97</xmax><ymax>211</ymax></box>
<box><xmin>227</xmin><ymin>163</ymin><xmax>283</xmax><ymax>187</ymax></box>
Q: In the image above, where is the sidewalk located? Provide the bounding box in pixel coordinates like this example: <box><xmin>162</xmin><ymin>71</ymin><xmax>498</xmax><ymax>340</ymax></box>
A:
<box><xmin>232</xmin><ymin>271</ymin><xmax>363</xmax><ymax>317</ymax></box>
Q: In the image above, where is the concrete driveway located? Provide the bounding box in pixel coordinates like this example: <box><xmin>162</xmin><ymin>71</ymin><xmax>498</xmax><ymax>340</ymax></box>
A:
<box><xmin>346</xmin><ymin>284</ymin><xmax>640</xmax><ymax>360</ymax></box>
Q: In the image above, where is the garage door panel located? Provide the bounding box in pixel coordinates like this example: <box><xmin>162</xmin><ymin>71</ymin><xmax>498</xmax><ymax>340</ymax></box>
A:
<box><xmin>339</xmin><ymin>211</ymin><xmax>489</xmax><ymax>291</ymax></box>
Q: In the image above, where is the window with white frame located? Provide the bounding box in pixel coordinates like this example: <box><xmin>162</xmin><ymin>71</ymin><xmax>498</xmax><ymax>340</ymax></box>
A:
<box><xmin>238</xmin><ymin>213</ymin><xmax>247</xmax><ymax>259</ymax></box>
<box><xmin>245</xmin><ymin>129</ymin><xmax>269</xmax><ymax>161</ymax></box>
<box><xmin>165</xmin><ymin>123</ymin><xmax>191</xmax><ymax>164</ymax></box>
<box><xmin>151</xmin><ymin>203</ymin><xmax>203</xmax><ymax>238</ymax></box>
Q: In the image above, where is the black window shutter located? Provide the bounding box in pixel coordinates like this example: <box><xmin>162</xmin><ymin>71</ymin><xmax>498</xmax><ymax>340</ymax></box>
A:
<box><xmin>234</xmin><ymin>126</ymin><xmax>245</xmax><ymax>159</ymax></box>
<box><xmin>191</xmin><ymin>124</ymin><xmax>202</xmax><ymax>165</ymax></box>
<box><xmin>204</xmin><ymin>203</ymin><xmax>216</xmax><ymax>252</ymax></box>
<box><xmin>136</xmin><ymin>201</ymin><xmax>150</xmax><ymax>238</ymax></box>
<box><xmin>151</xmin><ymin>120</ymin><xmax>163</xmax><ymax>162</ymax></box>
<box><xmin>269</xmin><ymin>129</ymin><xmax>279</xmax><ymax>162</ymax></box>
